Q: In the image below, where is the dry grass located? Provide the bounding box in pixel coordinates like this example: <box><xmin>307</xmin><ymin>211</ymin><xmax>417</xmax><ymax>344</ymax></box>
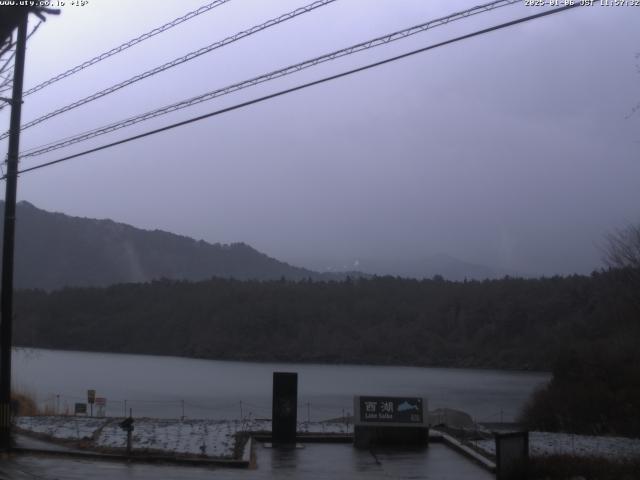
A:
<box><xmin>11</xmin><ymin>388</ymin><xmax>65</xmax><ymax>416</ymax></box>
<box><xmin>11</xmin><ymin>388</ymin><xmax>40</xmax><ymax>416</ymax></box>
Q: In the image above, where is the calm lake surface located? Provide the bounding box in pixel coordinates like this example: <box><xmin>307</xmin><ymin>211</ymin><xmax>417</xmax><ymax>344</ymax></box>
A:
<box><xmin>12</xmin><ymin>348</ymin><xmax>549</xmax><ymax>422</ymax></box>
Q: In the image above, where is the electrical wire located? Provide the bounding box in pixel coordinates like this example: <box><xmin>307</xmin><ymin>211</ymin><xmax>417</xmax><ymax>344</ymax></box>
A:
<box><xmin>0</xmin><ymin>50</ymin><xmax>16</xmax><ymax>77</ymax></box>
<box><xmin>1</xmin><ymin>3</ymin><xmax>581</xmax><ymax>181</ymax></box>
<box><xmin>18</xmin><ymin>0</ymin><xmax>521</xmax><ymax>158</ymax></box>
<box><xmin>0</xmin><ymin>22</ymin><xmax>42</xmax><ymax>113</ymax></box>
<box><xmin>0</xmin><ymin>37</ymin><xmax>13</xmax><ymax>60</ymax></box>
<box><xmin>22</xmin><ymin>0</ymin><xmax>233</xmax><ymax>97</ymax></box>
<box><xmin>1</xmin><ymin>21</ymin><xmax>41</xmax><ymax>75</ymax></box>
<box><xmin>2</xmin><ymin>0</ymin><xmax>337</xmax><ymax>141</ymax></box>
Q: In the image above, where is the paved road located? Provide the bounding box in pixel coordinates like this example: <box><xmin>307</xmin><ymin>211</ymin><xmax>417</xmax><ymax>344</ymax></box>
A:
<box><xmin>0</xmin><ymin>443</ymin><xmax>494</xmax><ymax>479</ymax></box>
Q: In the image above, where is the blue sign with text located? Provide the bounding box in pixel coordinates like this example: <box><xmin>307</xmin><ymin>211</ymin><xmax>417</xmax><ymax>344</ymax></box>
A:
<box><xmin>359</xmin><ymin>396</ymin><xmax>423</xmax><ymax>423</ymax></box>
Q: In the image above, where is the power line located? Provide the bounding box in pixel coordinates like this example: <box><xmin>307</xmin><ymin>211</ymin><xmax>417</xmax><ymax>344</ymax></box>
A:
<box><xmin>0</xmin><ymin>21</ymin><xmax>41</xmax><ymax>113</ymax></box>
<box><xmin>0</xmin><ymin>50</ymin><xmax>16</xmax><ymax>77</ymax></box>
<box><xmin>22</xmin><ymin>0</ymin><xmax>233</xmax><ymax>97</ymax></box>
<box><xmin>0</xmin><ymin>23</ymin><xmax>41</xmax><ymax>93</ymax></box>
<box><xmin>2</xmin><ymin>0</ymin><xmax>337</xmax><ymax>141</ymax></box>
<box><xmin>0</xmin><ymin>38</ymin><xmax>13</xmax><ymax>60</ymax></box>
<box><xmin>0</xmin><ymin>21</ymin><xmax>41</xmax><ymax>77</ymax></box>
<box><xmin>3</xmin><ymin>3</ymin><xmax>582</xmax><ymax>180</ymax></box>
<box><xmin>18</xmin><ymin>0</ymin><xmax>521</xmax><ymax>159</ymax></box>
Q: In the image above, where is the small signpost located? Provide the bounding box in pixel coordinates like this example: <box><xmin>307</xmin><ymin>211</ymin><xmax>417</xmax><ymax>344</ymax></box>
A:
<box><xmin>87</xmin><ymin>389</ymin><xmax>96</xmax><ymax>417</ymax></box>
<box><xmin>74</xmin><ymin>403</ymin><xmax>87</xmax><ymax>416</ymax></box>
<box><xmin>95</xmin><ymin>397</ymin><xmax>106</xmax><ymax>418</ymax></box>
<box><xmin>353</xmin><ymin>395</ymin><xmax>428</xmax><ymax>448</ymax></box>
<box><xmin>119</xmin><ymin>410</ymin><xmax>134</xmax><ymax>456</ymax></box>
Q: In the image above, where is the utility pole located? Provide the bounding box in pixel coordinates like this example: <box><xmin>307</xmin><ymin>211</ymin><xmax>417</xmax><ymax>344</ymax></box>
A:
<box><xmin>0</xmin><ymin>15</ymin><xmax>28</xmax><ymax>451</ymax></box>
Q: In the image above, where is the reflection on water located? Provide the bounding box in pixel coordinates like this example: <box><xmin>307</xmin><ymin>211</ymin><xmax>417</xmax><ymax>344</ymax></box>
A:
<box><xmin>12</xmin><ymin>348</ymin><xmax>548</xmax><ymax>421</ymax></box>
<box><xmin>269</xmin><ymin>447</ymin><xmax>300</xmax><ymax>470</ymax></box>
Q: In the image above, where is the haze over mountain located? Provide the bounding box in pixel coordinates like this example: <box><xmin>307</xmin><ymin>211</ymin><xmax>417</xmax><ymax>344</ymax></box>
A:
<box><xmin>0</xmin><ymin>202</ymin><xmax>526</xmax><ymax>290</ymax></box>
<box><xmin>301</xmin><ymin>254</ymin><xmax>525</xmax><ymax>281</ymax></box>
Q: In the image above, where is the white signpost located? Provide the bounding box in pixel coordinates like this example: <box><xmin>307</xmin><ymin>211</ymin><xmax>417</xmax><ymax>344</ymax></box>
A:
<box><xmin>95</xmin><ymin>397</ymin><xmax>107</xmax><ymax>418</ymax></box>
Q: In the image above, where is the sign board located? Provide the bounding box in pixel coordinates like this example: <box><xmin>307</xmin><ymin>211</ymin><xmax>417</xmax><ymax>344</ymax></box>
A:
<box><xmin>74</xmin><ymin>403</ymin><xmax>87</xmax><ymax>415</ymax></box>
<box><xmin>354</xmin><ymin>396</ymin><xmax>426</xmax><ymax>427</ymax></box>
<box><xmin>95</xmin><ymin>397</ymin><xmax>106</xmax><ymax>406</ymax></box>
<box><xmin>353</xmin><ymin>395</ymin><xmax>429</xmax><ymax>448</ymax></box>
<box><xmin>87</xmin><ymin>389</ymin><xmax>96</xmax><ymax>404</ymax></box>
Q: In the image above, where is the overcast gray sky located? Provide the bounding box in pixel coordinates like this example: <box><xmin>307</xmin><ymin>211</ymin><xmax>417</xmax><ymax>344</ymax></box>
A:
<box><xmin>1</xmin><ymin>0</ymin><xmax>639</xmax><ymax>276</ymax></box>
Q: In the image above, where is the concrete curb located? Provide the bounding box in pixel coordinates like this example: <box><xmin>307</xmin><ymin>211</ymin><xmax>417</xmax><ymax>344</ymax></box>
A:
<box><xmin>13</xmin><ymin>446</ymin><xmax>250</xmax><ymax>468</ymax></box>
<box><xmin>252</xmin><ymin>434</ymin><xmax>353</xmax><ymax>444</ymax></box>
<box><xmin>431</xmin><ymin>429</ymin><xmax>496</xmax><ymax>473</ymax></box>
<box><xmin>241</xmin><ymin>436</ymin><xmax>252</xmax><ymax>463</ymax></box>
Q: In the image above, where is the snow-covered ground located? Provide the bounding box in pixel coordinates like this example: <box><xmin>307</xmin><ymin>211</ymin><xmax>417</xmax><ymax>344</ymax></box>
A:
<box><xmin>15</xmin><ymin>416</ymin><xmax>107</xmax><ymax>441</ymax></box>
<box><xmin>15</xmin><ymin>416</ymin><xmax>351</xmax><ymax>458</ymax></box>
<box><xmin>97</xmin><ymin>419</ymin><xmax>238</xmax><ymax>458</ymax></box>
<box><xmin>475</xmin><ymin>431</ymin><xmax>640</xmax><ymax>460</ymax></box>
<box><xmin>18</xmin><ymin>416</ymin><xmax>639</xmax><ymax>462</ymax></box>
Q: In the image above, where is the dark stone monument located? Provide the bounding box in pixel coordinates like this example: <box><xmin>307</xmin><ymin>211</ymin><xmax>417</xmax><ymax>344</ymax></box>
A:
<box><xmin>272</xmin><ymin>372</ymin><xmax>298</xmax><ymax>445</ymax></box>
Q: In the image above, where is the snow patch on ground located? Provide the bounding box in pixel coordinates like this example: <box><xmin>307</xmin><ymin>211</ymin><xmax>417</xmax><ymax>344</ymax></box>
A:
<box><xmin>476</xmin><ymin>431</ymin><xmax>640</xmax><ymax>460</ymax></box>
<box><xmin>96</xmin><ymin>419</ymin><xmax>237</xmax><ymax>457</ymax></box>
<box><xmin>21</xmin><ymin>416</ymin><xmax>637</xmax><ymax>461</ymax></box>
<box><xmin>15</xmin><ymin>416</ymin><xmax>352</xmax><ymax>458</ymax></box>
<box><xmin>15</xmin><ymin>416</ymin><xmax>107</xmax><ymax>441</ymax></box>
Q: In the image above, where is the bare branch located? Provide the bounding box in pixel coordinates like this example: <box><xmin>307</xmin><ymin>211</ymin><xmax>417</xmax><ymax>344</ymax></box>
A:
<box><xmin>603</xmin><ymin>224</ymin><xmax>640</xmax><ymax>270</ymax></box>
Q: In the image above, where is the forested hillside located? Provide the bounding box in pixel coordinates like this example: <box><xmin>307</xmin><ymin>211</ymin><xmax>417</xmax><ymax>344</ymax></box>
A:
<box><xmin>13</xmin><ymin>269</ymin><xmax>638</xmax><ymax>371</ymax></box>
<box><xmin>2</xmin><ymin>201</ymin><xmax>330</xmax><ymax>289</ymax></box>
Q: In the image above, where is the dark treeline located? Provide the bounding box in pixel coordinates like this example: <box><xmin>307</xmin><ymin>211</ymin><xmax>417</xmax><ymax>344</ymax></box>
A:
<box><xmin>521</xmin><ymin>344</ymin><xmax>640</xmax><ymax>437</ymax></box>
<box><xmin>12</xmin><ymin>269</ymin><xmax>639</xmax><ymax>372</ymax></box>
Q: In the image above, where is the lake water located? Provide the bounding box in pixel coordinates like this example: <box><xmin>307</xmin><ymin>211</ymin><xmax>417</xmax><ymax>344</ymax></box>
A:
<box><xmin>12</xmin><ymin>348</ymin><xmax>549</xmax><ymax>422</ymax></box>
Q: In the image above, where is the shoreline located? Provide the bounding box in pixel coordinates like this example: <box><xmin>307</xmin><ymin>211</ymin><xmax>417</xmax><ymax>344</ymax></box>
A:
<box><xmin>13</xmin><ymin>346</ymin><xmax>552</xmax><ymax>375</ymax></box>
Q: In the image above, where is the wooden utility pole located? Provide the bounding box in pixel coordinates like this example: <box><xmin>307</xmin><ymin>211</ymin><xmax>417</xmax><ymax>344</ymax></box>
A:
<box><xmin>0</xmin><ymin>14</ymin><xmax>28</xmax><ymax>452</ymax></box>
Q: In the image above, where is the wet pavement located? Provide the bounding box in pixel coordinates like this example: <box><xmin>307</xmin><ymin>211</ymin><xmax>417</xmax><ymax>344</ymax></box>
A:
<box><xmin>0</xmin><ymin>442</ymin><xmax>494</xmax><ymax>479</ymax></box>
<box><xmin>14</xmin><ymin>435</ymin><xmax>86</xmax><ymax>454</ymax></box>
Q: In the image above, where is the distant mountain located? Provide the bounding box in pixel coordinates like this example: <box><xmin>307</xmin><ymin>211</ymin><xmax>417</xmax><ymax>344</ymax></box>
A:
<box><xmin>306</xmin><ymin>253</ymin><xmax>525</xmax><ymax>281</ymax></box>
<box><xmin>0</xmin><ymin>201</ymin><xmax>334</xmax><ymax>290</ymax></box>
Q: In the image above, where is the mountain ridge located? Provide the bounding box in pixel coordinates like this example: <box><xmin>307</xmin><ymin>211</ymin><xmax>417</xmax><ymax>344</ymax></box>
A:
<box><xmin>1</xmin><ymin>201</ymin><xmax>520</xmax><ymax>289</ymax></box>
<box><xmin>2</xmin><ymin>201</ymin><xmax>330</xmax><ymax>290</ymax></box>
